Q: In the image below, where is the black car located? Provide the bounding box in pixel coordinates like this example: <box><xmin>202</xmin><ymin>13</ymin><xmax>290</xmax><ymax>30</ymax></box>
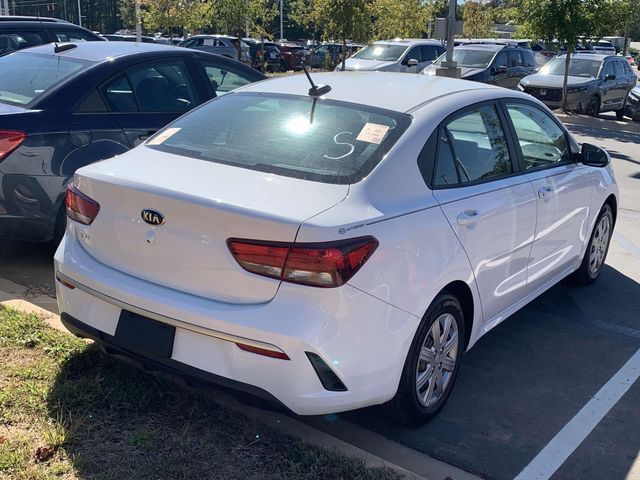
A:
<box><xmin>0</xmin><ymin>16</ymin><xmax>103</xmax><ymax>55</ymax></box>
<box><xmin>0</xmin><ymin>42</ymin><xmax>265</xmax><ymax>242</ymax></box>
<box><xmin>423</xmin><ymin>43</ymin><xmax>538</xmax><ymax>89</ymax></box>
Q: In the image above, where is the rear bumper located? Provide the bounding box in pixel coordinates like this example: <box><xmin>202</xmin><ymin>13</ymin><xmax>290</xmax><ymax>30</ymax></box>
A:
<box><xmin>55</xmin><ymin>229</ymin><xmax>419</xmax><ymax>415</ymax></box>
<box><xmin>60</xmin><ymin>312</ymin><xmax>289</xmax><ymax>410</ymax></box>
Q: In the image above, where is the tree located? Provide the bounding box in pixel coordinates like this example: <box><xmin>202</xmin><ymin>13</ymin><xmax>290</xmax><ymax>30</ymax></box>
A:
<box><xmin>462</xmin><ymin>1</ymin><xmax>494</xmax><ymax>39</ymax></box>
<box><xmin>370</xmin><ymin>0</ymin><xmax>430</xmax><ymax>40</ymax></box>
<box><xmin>214</xmin><ymin>0</ymin><xmax>277</xmax><ymax>61</ymax></box>
<box><xmin>118</xmin><ymin>0</ymin><xmax>137</xmax><ymax>30</ymax></box>
<box><xmin>518</xmin><ymin>0</ymin><xmax>602</xmax><ymax>111</ymax></box>
<box><xmin>312</xmin><ymin>0</ymin><xmax>371</xmax><ymax>70</ymax></box>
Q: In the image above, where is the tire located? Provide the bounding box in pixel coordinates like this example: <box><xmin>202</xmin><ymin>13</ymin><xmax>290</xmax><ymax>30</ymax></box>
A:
<box><xmin>570</xmin><ymin>203</ymin><xmax>613</xmax><ymax>284</ymax></box>
<box><xmin>51</xmin><ymin>205</ymin><xmax>67</xmax><ymax>245</ymax></box>
<box><xmin>384</xmin><ymin>293</ymin><xmax>465</xmax><ymax>425</ymax></box>
<box><xmin>586</xmin><ymin>95</ymin><xmax>601</xmax><ymax>117</ymax></box>
<box><xmin>615</xmin><ymin>108</ymin><xmax>625</xmax><ymax>120</ymax></box>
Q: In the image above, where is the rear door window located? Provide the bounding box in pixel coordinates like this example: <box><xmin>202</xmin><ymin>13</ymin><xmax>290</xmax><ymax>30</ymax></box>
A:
<box><xmin>508</xmin><ymin>51</ymin><xmax>522</xmax><ymax>67</ymax></box>
<box><xmin>146</xmin><ymin>92</ymin><xmax>411</xmax><ymax>184</ymax></box>
<box><xmin>0</xmin><ymin>31</ymin><xmax>45</xmax><ymax>54</ymax></box>
<box><xmin>435</xmin><ymin>105</ymin><xmax>513</xmax><ymax>184</ymax></box>
<box><xmin>50</xmin><ymin>29</ymin><xmax>97</xmax><ymax>42</ymax></box>
<box><xmin>197</xmin><ymin>59</ymin><xmax>256</xmax><ymax>97</ymax></box>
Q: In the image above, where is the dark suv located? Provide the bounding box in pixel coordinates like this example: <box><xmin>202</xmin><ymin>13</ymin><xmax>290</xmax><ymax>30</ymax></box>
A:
<box><xmin>423</xmin><ymin>42</ymin><xmax>538</xmax><ymax>89</ymax></box>
<box><xmin>0</xmin><ymin>16</ymin><xmax>103</xmax><ymax>55</ymax></box>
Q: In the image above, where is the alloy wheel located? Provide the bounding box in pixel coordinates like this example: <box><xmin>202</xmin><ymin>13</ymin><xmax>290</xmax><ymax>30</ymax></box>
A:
<box><xmin>589</xmin><ymin>214</ymin><xmax>610</xmax><ymax>276</ymax></box>
<box><xmin>415</xmin><ymin>313</ymin><xmax>459</xmax><ymax>407</ymax></box>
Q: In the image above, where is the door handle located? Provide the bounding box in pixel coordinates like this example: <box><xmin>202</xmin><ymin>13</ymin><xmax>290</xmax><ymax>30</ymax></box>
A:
<box><xmin>457</xmin><ymin>209</ymin><xmax>481</xmax><ymax>226</ymax></box>
<box><xmin>538</xmin><ymin>186</ymin><xmax>553</xmax><ymax>201</ymax></box>
<box><xmin>138</xmin><ymin>130</ymin><xmax>157</xmax><ymax>141</ymax></box>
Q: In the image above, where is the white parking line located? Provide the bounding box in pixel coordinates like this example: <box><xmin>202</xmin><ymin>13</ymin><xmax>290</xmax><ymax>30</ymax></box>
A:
<box><xmin>514</xmin><ymin>348</ymin><xmax>640</xmax><ymax>480</ymax></box>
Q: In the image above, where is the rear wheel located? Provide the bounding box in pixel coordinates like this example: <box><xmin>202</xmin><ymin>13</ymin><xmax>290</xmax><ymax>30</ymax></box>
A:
<box><xmin>384</xmin><ymin>293</ymin><xmax>464</xmax><ymax>425</ymax></box>
<box><xmin>51</xmin><ymin>205</ymin><xmax>67</xmax><ymax>245</ymax></box>
<box><xmin>615</xmin><ymin>107</ymin><xmax>626</xmax><ymax>120</ymax></box>
<box><xmin>571</xmin><ymin>203</ymin><xmax>613</xmax><ymax>284</ymax></box>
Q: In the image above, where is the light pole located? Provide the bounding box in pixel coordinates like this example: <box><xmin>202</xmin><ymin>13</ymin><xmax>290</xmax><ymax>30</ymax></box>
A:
<box><xmin>435</xmin><ymin>0</ymin><xmax>460</xmax><ymax>78</ymax></box>
<box><xmin>135</xmin><ymin>0</ymin><xmax>141</xmax><ymax>43</ymax></box>
<box><xmin>279</xmin><ymin>0</ymin><xmax>283</xmax><ymax>41</ymax></box>
<box><xmin>76</xmin><ymin>0</ymin><xmax>82</xmax><ymax>27</ymax></box>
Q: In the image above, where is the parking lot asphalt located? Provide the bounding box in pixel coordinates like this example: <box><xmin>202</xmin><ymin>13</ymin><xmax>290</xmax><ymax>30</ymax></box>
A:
<box><xmin>0</xmin><ymin>112</ymin><xmax>639</xmax><ymax>480</ymax></box>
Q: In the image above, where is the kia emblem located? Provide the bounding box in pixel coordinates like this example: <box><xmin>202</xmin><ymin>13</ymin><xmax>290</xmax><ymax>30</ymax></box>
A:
<box><xmin>141</xmin><ymin>209</ymin><xmax>165</xmax><ymax>226</ymax></box>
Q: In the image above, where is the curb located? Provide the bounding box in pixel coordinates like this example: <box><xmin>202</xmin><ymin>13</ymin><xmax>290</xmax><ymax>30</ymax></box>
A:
<box><xmin>0</xmin><ymin>287</ymin><xmax>482</xmax><ymax>480</ymax></box>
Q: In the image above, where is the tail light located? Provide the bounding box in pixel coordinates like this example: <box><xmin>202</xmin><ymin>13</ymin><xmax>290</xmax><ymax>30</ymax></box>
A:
<box><xmin>0</xmin><ymin>130</ymin><xmax>26</xmax><ymax>161</ymax></box>
<box><xmin>228</xmin><ymin>236</ymin><xmax>378</xmax><ymax>288</ymax></box>
<box><xmin>66</xmin><ymin>184</ymin><xmax>100</xmax><ymax>225</ymax></box>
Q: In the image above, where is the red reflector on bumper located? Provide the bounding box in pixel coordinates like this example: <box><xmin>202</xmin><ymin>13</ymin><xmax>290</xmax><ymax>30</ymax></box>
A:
<box><xmin>55</xmin><ymin>272</ymin><xmax>76</xmax><ymax>289</ymax></box>
<box><xmin>235</xmin><ymin>342</ymin><xmax>290</xmax><ymax>360</ymax></box>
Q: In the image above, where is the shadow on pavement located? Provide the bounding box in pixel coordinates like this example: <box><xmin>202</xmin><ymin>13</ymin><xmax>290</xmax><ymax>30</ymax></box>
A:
<box><xmin>309</xmin><ymin>265</ymin><xmax>640</xmax><ymax>480</ymax></box>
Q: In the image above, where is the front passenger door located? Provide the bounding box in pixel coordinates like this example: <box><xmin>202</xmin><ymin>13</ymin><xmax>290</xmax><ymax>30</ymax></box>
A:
<box><xmin>431</xmin><ymin>103</ymin><xmax>537</xmax><ymax>323</ymax></box>
<box><xmin>504</xmin><ymin>101</ymin><xmax>594</xmax><ymax>291</ymax></box>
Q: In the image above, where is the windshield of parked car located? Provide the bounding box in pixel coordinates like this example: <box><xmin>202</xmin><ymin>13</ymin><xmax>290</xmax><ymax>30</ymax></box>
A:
<box><xmin>541</xmin><ymin>57</ymin><xmax>601</xmax><ymax>77</ymax></box>
<box><xmin>352</xmin><ymin>44</ymin><xmax>408</xmax><ymax>61</ymax></box>
<box><xmin>147</xmin><ymin>92</ymin><xmax>411</xmax><ymax>184</ymax></box>
<box><xmin>433</xmin><ymin>48</ymin><xmax>496</xmax><ymax>68</ymax></box>
<box><xmin>0</xmin><ymin>52</ymin><xmax>92</xmax><ymax>106</ymax></box>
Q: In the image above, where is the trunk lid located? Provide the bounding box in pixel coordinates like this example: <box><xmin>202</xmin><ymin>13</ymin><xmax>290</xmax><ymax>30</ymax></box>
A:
<box><xmin>73</xmin><ymin>147</ymin><xmax>349</xmax><ymax>304</ymax></box>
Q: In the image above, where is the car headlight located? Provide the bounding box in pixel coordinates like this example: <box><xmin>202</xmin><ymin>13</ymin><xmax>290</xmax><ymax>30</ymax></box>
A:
<box><xmin>517</xmin><ymin>84</ymin><xmax>525</xmax><ymax>91</ymax></box>
<box><xmin>567</xmin><ymin>86</ymin><xmax>589</xmax><ymax>93</ymax></box>
<box><xmin>425</xmin><ymin>69</ymin><xmax>436</xmax><ymax>76</ymax></box>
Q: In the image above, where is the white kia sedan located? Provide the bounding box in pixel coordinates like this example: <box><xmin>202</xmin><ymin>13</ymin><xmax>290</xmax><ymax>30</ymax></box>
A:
<box><xmin>55</xmin><ymin>72</ymin><xmax>618</xmax><ymax>425</ymax></box>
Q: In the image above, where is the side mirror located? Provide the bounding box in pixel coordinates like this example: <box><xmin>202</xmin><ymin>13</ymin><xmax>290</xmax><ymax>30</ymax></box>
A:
<box><xmin>407</xmin><ymin>58</ymin><xmax>419</xmax><ymax>67</ymax></box>
<box><xmin>604</xmin><ymin>73</ymin><xmax>616</xmax><ymax>81</ymax></box>
<box><xmin>580</xmin><ymin>143</ymin><xmax>610</xmax><ymax>167</ymax></box>
<box><xmin>496</xmin><ymin>65</ymin><xmax>508</xmax><ymax>74</ymax></box>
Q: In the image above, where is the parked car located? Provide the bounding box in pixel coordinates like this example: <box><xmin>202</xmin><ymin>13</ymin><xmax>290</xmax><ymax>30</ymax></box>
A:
<box><xmin>622</xmin><ymin>54</ymin><xmax>636</xmax><ymax>67</ymax></box>
<box><xmin>592</xmin><ymin>40</ymin><xmax>617</xmax><ymax>56</ymax></box>
<box><xmin>103</xmin><ymin>34</ymin><xmax>157</xmax><ymax>43</ymax></box>
<box><xmin>530</xmin><ymin>41</ymin><xmax>556</xmax><ymax>65</ymax></box>
<box><xmin>55</xmin><ymin>71</ymin><xmax>617</xmax><ymax>425</ymax></box>
<box><xmin>0</xmin><ymin>16</ymin><xmax>103</xmax><ymax>55</ymax></box>
<box><xmin>310</xmin><ymin>42</ymin><xmax>362</xmax><ymax>68</ymax></box>
<box><xmin>624</xmin><ymin>86</ymin><xmax>640</xmax><ymax>121</ymax></box>
<box><xmin>178</xmin><ymin>35</ymin><xmax>251</xmax><ymax>65</ymax></box>
<box><xmin>338</xmin><ymin>39</ymin><xmax>445</xmax><ymax>73</ymax></box>
<box><xmin>243</xmin><ymin>38</ymin><xmax>281</xmax><ymax>71</ymax></box>
<box><xmin>0</xmin><ymin>42</ymin><xmax>265</xmax><ymax>243</ymax></box>
<box><xmin>424</xmin><ymin>42</ymin><xmax>538</xmax><ymax>89</ymax></box>
<box><xmin>277</xmin><ymin>42</ymin><xmax>311</xmax><ymax>71</ymax></box>
<box><xmin>519</xmin><ymin>54</ymin><xmax>637</xmax><ymax>117</ymax></box>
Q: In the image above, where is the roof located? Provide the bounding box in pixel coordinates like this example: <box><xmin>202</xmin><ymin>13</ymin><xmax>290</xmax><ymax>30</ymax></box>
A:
<box><xmin>562</xmin><ymin>53</ymin><xmax>612</xmax><ymax>60</ymax></box>
<box><xmin>0</xmin><ymin>15</ymin><xmax>69</xmax><ymax>23</ymax></box>
<box><xmin>374</xmin><ymin>39</ymin><xmax>443</xmax><ymax>46</ymax></box>
<box><xmin>456</xmin><ymin>43</ymin><xmax>504</xmax><ymax>51</ymax></box>
<box><xmin>19</xmin><ymin>41</ymin><xmax>188</xmax><ymax>62</ymax></box>
<box><xmin>239</xmin><ymin>71</ymin><xmax>497</xmax><ymax>113</ymax></box>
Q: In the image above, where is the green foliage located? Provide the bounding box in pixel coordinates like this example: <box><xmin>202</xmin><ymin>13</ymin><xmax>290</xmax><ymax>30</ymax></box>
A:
<box><xmin>463</xmin><ymin>1</ymin><xmax>495</xmax><ymax>39</ymax></box>
<box><xmin>370</xmin><ymin>0</ymin><xmax>431</xmax><ymax>40</ymax></box>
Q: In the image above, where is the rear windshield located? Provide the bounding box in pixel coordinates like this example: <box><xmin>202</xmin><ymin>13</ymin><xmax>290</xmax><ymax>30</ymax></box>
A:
<box><xmin>146</xmin><ymin>92</ymin><xmax>411</xmax><ymax>184</ymax></box>
<box><xmin>0</xmin><ymin>52</ymin><xmax>92</xmax><ymax>105</ymax></box>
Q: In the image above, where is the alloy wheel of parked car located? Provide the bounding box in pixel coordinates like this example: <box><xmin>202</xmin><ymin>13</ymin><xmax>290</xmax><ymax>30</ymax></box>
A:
<box><xmin>571</xmin><ymin>203</ymin><xmax>613</xmax><ymax>284</ymax></box>
<box><xmin>587</xmin><ymin>95</ymin><xmax>601</xmax><ymax>117</ymax></box>
<box><xmin>385</xmin><ymin>293</ymin><xmax>464</xmax><ymax>425</ymax></box>
<box><xmin>416</xmin><ymin>312</ymin><xmax>459</xmax><ymax>408</ymax></box>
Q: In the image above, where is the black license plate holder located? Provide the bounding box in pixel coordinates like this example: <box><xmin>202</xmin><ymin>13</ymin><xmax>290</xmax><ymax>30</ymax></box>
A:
<box><xmin>114</xmin><ymin>310</ymin><xmax>175</xmax><ymax>359</ymax></box>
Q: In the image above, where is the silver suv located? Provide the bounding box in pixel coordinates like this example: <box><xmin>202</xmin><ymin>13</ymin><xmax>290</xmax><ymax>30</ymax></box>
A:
<box><xmin>337</xmin><ymin>39</ymin><xmax>445</xmax><ymax>73</ymax></box>
<box><xmin>179</xmin><ymin>35</ymin><xmax>251</xmax><ymax>65</ymax></box>
<box><xmin>519</xmin><ymin>54</ymin><xmax>637</xmax><ymax>118</ymax></box>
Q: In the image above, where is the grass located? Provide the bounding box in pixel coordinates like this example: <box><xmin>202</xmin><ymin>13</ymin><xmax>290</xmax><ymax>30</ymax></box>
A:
<box><xmin>0</xmin><ymin>308</ymin><xmax>402</xmax><ymax>480</ymax></box>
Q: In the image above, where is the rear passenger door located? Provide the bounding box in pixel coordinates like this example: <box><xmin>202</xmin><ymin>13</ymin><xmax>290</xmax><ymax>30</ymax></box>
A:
<box><xmin>503</xmin><ymin>100</ymin><xmax>594</xmax><ymax>291</ymax></box>
<box><xmin>99</xmin><ymin>58</ymin><xmax>203</xmax><ymax>147</ymax></box>
<box><xmin>431</xmin><ymin>102</ymin><xmax>537</xmax><ymax>323</ymax></box>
